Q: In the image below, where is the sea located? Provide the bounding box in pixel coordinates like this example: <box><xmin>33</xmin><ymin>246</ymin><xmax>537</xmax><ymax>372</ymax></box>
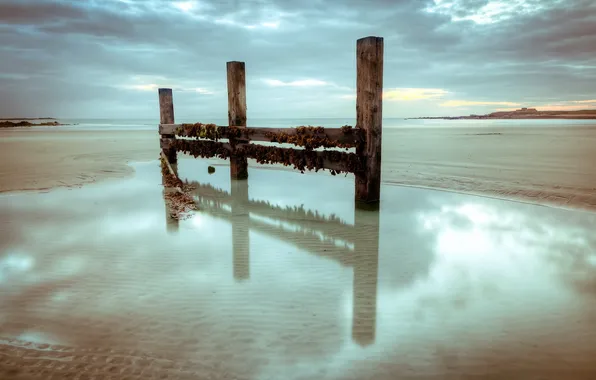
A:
<box><xmin>8</xmin><ymin>117</ymin><xmax>596</xmax><ymax>132</ymax></box>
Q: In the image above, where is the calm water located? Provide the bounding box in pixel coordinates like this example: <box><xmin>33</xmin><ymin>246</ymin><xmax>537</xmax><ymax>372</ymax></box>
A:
<box><xmin>23</xmin><ymin>117</ymin><xmax>596</xmax><ymax>132</ymax></box>
<box><xmin>1</xmin><ymin>159</ymin><xmax>596</xmax><ymax>379</ymax></box>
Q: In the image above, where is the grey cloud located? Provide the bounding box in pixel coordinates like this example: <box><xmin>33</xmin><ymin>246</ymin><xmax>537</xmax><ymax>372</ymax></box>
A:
<box><xmin>0</xmin><ymin>0</ymin><xmax>86</xmax><ymax>24</ymax></box>
<box><xmin>0</xmin><ymin>0</ymin><xmax>595</xmax><ymax>118</ymax></box>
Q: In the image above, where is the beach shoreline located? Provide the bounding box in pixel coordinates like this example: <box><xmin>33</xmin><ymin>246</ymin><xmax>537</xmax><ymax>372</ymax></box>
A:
<box><xmin>1</xmin><ymin>126</ymin><xmax>595</xmax><ymax>212</ymax></box>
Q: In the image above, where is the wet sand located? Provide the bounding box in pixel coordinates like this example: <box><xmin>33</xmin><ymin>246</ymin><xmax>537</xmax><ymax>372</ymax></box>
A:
<box><xmin>1</xmin><ymin>160</ymin><xmax>596</xmax><ymax>379</ymax></box>
<box><xmin>384</xmin><ymin>125</ymin><xmax>596</xmax><ymax>211</ymax></box>
<box><xmin>1</xmin><ymin>125</ymin><xmax>595</xmax><ymax>211</ymax></box>
<box><xmin>0</xmin><ymin>130</ymin><xmax>158</xmax><ymax>192</ymax></box>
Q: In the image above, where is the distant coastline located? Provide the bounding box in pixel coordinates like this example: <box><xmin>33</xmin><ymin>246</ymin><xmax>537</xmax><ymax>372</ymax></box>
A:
<box><xmin>0</xmin><ymin>120</ymin><xmax>66</xmax><ymax>128</ymax></box>
<box><xmin>0</xmin><ymin>117</ymin><xmax>57</xmax><ymax>120</ymax></box>
<box><xmin>408</xmin><ymin>108</ymin><xmax>596</xmax><ymax>120</ymax></box>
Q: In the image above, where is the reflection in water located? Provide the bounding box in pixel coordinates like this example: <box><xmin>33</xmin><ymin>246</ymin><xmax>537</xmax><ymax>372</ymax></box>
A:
<box><xmin>352</xmin><ymin>209</ymin><xmax>379</xmax><ymax>346</ymax></box>
<box><xmin>163</xmin><ymin>170</ymin><xmax>381</xmax><ymax>346</ymax></box>
<box><xmin>231</xmin><ymin>180</ymin><xmax>250</xmax><ymax>281</ymax></box>
<box><xmin>163</xmin><ymin>163</ymin><xmax>180</xmax><ymax>234</ymax></box>
<box><xmin>1</xmin><ymin>158</ymin><xmax>596</xmax><ymax>379</ymax></box>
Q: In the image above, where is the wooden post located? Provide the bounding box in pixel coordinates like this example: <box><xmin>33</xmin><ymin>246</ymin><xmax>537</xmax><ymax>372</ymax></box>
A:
<box><xmin>351</xmin><ymin>207</ymin><xmax>380</xmax><ymax>346</ymax></box>
<box><xmin>158</xmin><ymin>88</ymin><xmax>177</xmax><ymax>164</ymax></box>
<box><xmin>231</xmin><ymin>180</ymin><xmax>250</xmax><ymax>281</ymax></box>
<box><xmin>227</xmin><ymin>61</ymin><xmax>248</xmax><ymax>180</ymax></box>
<box><xmin>355</xmin><ymin>36</ymin><xmax>383</xmax><ymax>207</ymax></box>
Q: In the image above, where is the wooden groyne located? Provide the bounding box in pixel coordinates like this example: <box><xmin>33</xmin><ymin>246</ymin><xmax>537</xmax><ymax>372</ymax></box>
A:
<box><xmin>158</xmin><ymin>36</ymin><xmax>384</xmax><ymax>206</ymax></box>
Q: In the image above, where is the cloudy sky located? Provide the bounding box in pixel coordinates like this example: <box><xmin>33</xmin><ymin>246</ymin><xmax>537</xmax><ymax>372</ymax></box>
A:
<box><xmin>1</xmin><ymin>0</ymin><xmax>595</xmax><ymax>119</ymax></box>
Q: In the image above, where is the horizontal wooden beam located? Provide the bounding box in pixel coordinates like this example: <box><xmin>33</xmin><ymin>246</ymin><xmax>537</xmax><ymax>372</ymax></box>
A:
<box><xmin>173</xmin><ymin>139</ymin><xmax>363</xmax><ymax>174</ymax></box>
<box><xmin>159</xmin><ymin>124</ymin><xmax>363</xmax><ymax>148</ymax></box>
<box><xmin>240</xmin><ymin>211</ymin><xmax>355</xmax><ymax>264</ymax></box>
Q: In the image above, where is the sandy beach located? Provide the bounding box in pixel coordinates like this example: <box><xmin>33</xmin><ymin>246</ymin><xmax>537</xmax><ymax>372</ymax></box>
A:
<box><xmin>0</xmin><ymin>129</ymin><xmax>158</xmax><ymax>192</ymax></box>
<box><xmin>1</xmin><ymin>125</ymin><xmax>595</xmax><ymax>211</ymax></box>
<box><xmin>384</xmin><ymin>125</ymin><xmax>596</xmax><ymax>211</ymax></box>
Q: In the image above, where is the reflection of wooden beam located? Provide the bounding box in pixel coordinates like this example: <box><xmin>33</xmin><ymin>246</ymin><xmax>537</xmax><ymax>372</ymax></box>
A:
<box><xmin>231</xmin><ymin>180</ymin><xmax>250</xmax><ymax>281</ymax></box>
<box><xmin>159</xmin><ymin>124</ymin><xmax>364</xmax><ymax>148</ymax></box>
<box><xmin>352</xmin><ymin>208</ymin><xmax>380</xmax><ymax>347</ymax></box>
<box><xmin>248</xmin><ymin>216</ymin><xmax>354</xmax><ymax>266</ymax></box>
<box><xmin>193</xmin><ymin>197</ymin><xmax>354</xmax><ymax>265</ymax></box>
<box><xmin>186</xmin><ymin>180</ymin><xmax>357</xmax><ymax>240</ymax></box>
<box><xmin>195</xmin><ymin>195</ymin><xmax>354</xmax><ymax>250</ymax></box>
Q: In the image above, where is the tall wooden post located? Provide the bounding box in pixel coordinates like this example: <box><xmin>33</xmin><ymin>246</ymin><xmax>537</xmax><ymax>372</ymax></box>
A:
<box><xmin>351</xmin><ymin>207</ymin><xmax>380</xmax><ymax>346</ymax></box>
<box><xmin>158</xmin><ymin>88</ymin><xmax>177</xmax><ymax>165</ymax></box>
<box><xmin>355</xmin><ymin>36</ymin><xmax>383</xmax><ymax>207</ymax></box>
<box><xmin>227</xmin><ymin>61</ymin><xmax>248</xmax><ymax>180</ymax></box>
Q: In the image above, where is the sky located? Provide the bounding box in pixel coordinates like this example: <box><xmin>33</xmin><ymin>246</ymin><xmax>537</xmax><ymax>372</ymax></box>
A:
<box><xmin>0</xmin><ymin>0</ymin><xmax>595</xmax><ymax>119</ymax></box>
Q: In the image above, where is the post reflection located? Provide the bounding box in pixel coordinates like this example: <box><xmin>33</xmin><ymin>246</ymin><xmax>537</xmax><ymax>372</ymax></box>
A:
<box><xmin>162</xmin><ymin>162</ymin><xmax>180</xmax><ymax>234</ymax></box>
<box><xmin>160</xmin><ymin>171</ymin><xmax>381</xmax><ymax>346</ymax></box>
<box><xmin>352</xmin><ymin>208</ymin><xmax>380</xmax><ymax>346</ymax></box>
<box><xmin>231</xmin><ymin>180</ymin><xmax>250</xmax><ymax>281</ymax></box>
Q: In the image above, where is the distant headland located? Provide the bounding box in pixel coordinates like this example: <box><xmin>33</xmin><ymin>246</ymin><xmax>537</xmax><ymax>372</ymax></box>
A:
<box><xmin>1</xmin><ymin>117</ymin><xmax>57</xmax><ymax>120</ymax></box>
<box><xmin>0</xmin><ymin>118</ymin><xmax>66</xmax><ymax>128</ymax></box>
<box><xmin>409</xmin><ymin>108</ymin><xmax>596</xmax><ymax>120</ymax></box>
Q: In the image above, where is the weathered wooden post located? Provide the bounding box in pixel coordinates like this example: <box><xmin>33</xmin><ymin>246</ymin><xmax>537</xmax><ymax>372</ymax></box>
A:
<box><xmin>158</xmin><ymin>88</ymin><xmax>177</xmax><ymax>165</ymax></box>
<box><xmin>355</xmin><ymin>36</ymin><xmax>384</xmax><ymax>207</ymax></box>
<box><xmin>227</xmin><ymin>61</ymin><xmax>248</xmax><ymax>180</ymax></box>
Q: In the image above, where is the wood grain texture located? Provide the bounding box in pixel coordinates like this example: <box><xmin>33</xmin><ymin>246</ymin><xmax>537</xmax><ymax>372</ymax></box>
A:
<box><xmin>158</xmin><ymin>88</ymin><xmax>177</xmax><ymax>164</ymax></box>
<box><xmin>227</xmin><ymin>61</ymin><xmax>248</xmax><ymax>180</ymax></box>
<box><xmin>355</xmin><ymin>36</ymin><xmax>383</xmax><ymax>206</ymax></box>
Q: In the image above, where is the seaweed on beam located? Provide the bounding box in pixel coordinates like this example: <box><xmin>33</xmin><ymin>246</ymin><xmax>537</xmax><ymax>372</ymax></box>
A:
<box><xmin>176</xmin><ymin>123</ymin><xmax>221</xmax><ymax>140</ymax></box>
<box><xmin>163</xmin><ymin>123</ymin><xmax>363</xmax><ymax>150</ymax></box>
<box><xmin>263</xmin><ymin>125</ymin><xmax>358</xmax><ymax>150</ymax></box>
<box><xmin>174</xmin><ymin>139</ymin><xmax>232</xmax><ymax>160</ymax></box>
<box><xmin>173</xmin><ymin>139</ymin><xmax>364</xmax><ymax>174</ymax></box>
